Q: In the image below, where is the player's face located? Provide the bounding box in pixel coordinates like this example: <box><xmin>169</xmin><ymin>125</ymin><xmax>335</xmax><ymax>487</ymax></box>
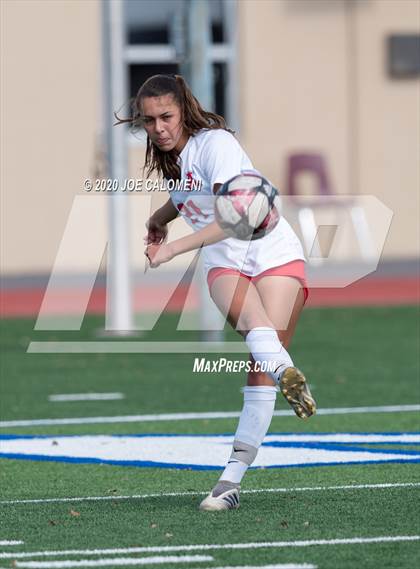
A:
<box><xmin>140</xmin><ymin>95</ymin><xmax>188</xmax><ymax>153</ymax></box>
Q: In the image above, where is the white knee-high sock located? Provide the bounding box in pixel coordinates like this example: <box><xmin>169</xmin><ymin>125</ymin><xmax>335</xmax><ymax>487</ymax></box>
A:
<box><xmin>219</xmin><ymin>385</ymin><xmax>278</xmax><ymax>485</ymax></box>
<box><xmin>245</xmin><ymin>326</ymin><xmax>294</xmax><ymax>384</ymax></box>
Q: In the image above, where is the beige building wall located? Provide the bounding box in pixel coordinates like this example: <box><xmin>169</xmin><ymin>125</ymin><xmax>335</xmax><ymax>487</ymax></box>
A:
<box><xmin>1</xmin><ymin>0</ymin><xmax>101</xmax><ymax>274</ymax></box>
<box><xmin>240</xmin><ymin>0</ymin><xmax>350</xmax><ymax>194</ymax></box>
<box><xmin>356</xmin><ymin>0</ymin><xmax>420</xmax><ymax>259</ymax></box>
<box><xmin>1</xmin><ymin>0</ymin><xmax>419</xmax><ymax>276</ymax></box>
<box><xmin>239</xmin><ymin>0</ymin><xmax>419</xmax><ymax>259</ymax></box>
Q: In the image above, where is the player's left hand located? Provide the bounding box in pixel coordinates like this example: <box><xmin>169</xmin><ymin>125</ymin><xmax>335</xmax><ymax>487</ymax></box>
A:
<box><xmin>145</xmin><ymin>243</ymin><xmax>175</xmax><ymax>268</ymax></box>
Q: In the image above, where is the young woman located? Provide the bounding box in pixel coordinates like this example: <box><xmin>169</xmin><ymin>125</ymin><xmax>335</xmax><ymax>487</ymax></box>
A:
<box><xmin>121</xmin><ymin>74</ymin><xmax>316</xmax><ymax>511</ymax></box>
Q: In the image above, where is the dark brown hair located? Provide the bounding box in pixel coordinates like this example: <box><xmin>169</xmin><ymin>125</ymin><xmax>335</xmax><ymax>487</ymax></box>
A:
<box><xmin>116</xmin><ymin>74</ymin><xmax>233</xmax><ymax>180</ymax></box>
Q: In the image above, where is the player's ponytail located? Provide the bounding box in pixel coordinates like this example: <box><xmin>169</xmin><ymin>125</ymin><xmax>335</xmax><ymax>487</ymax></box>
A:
<box><xmin>115</xmin><ymin>74</ymin><xmax>233</xmax><ymax>180</ymax></box>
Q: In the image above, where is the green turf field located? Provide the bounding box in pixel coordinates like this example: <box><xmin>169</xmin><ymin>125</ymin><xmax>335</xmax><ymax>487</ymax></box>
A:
<box><xmin>1</xmin><ymin>305</ymin><xmax>419</xmax><ymax>569</ymax></box>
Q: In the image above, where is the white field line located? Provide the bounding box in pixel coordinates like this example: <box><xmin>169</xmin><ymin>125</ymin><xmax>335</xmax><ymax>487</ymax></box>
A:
<box><xmin>0</xmin><ymin>536</ymin><xmax>418</xmax><ymax>560</ymax></box>
<box><xmin>152</xmin><ymin>566</ymin><xmax>316</xmax><ymax>569</ymax></box>
<box><xmin>1</xmin><ymin>482</ymin><xmax>419</xmax><ymax>506</ymax></box>
<box><xmin>26</xmin><ymin>341</ymin><xmax>250</xmax><ymax>354</ymax></box>
<box><xmin>16</xmin><ymin>563</ymin><xmax>313</xmax><ymax>569</ymax></box>
<box><xmin>0</xmin><ymin>541</ymin><xmax>24</xmax><ymax>546</ymax></box>
<box><xmin>1</xmin><ymin>404</ymin><xmax>419</xmax><ymax>428</ymax></box>
<box><xmin>14</xmin><ymin>555</ymin><xmax>213</xmax><ymax>568</ymax></box>
<box><xmin>48</xmin><ymin>394</ymin><xmax>125</xmax><ymax>402</ymax></box>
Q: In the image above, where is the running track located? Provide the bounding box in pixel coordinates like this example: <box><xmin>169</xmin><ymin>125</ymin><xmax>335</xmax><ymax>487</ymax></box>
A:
<box><xmin>1</xmin><ymin>277</ymin><xmax>418</xmax><ymax>318</ymax></box>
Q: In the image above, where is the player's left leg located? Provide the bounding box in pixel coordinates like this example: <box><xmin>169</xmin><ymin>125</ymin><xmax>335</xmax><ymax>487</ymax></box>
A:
<box><xmin>253</xmin><ymin>274</ymin><xmax>305</xmax><ymax>348</ymax></box>
<box><xmin>254</xmin><ymin>275</ymin><xmax>316</xmax><ymax>419</ymax></box>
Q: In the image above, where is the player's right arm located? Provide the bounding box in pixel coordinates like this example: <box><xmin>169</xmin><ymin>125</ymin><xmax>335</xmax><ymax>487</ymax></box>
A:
<box><xmin>145</xmin><ymin>198</ymin><xmax>179</xmax><ymax>245</ymax></box>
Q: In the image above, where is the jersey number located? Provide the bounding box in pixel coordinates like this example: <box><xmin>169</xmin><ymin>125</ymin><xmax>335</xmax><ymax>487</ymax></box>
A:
<box><xmin>177</xmin><ymin>200</ymin><xmax>208</xmax><ymax>225</ymax></box>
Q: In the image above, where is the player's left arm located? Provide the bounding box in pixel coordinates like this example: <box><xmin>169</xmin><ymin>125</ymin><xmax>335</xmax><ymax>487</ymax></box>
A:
<box><xmin>145</xmin><ymin>184</ymin><xmax>225</xmax><ymax>268</ymax></box>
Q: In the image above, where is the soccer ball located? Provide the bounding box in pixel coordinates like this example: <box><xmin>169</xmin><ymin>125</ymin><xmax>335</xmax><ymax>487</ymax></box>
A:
<box><xmin>215</xmin><ymin>171</ymin><xmax>280</xmax><ymax>240</ymax></box>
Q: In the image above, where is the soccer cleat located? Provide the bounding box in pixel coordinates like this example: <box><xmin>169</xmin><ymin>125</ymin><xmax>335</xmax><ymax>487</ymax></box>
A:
<box><xmin>280</xmin><ymin>366</ymin><xmax>316</xmax><ymax>419</ymax></box>
<box><xmin>199</xmin><ymin>481</ymin><xmax>240</xmax><ymax>511</ymax></box>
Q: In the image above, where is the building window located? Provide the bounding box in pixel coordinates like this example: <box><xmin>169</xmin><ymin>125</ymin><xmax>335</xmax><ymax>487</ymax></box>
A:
<box><xmin>124</xmin><ymin>0</ymin><xmax>236</xmax><ymax>124</ymax></box>
<box><xmin>125</xmin><ymin>0</ymin><xmax>225</xmax><ymax>45</ymax></box>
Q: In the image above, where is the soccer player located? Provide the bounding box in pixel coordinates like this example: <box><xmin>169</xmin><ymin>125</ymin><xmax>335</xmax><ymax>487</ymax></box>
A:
<box><xmin>119</xmin><ymin>74</ymin><xmax>316</xmax><ymax>511</ymax></box>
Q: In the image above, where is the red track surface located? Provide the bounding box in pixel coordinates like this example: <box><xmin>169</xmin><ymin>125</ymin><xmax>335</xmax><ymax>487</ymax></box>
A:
<box><xmin>1</xmin><ymin>277</ymin><xmax>418</xmax><ymax>318</ymax></box>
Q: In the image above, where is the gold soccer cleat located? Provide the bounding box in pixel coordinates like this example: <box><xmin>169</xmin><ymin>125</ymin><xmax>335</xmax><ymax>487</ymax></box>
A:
<box><xmin>280</xmin><ymin>367</ymin><xmax>316</xmax><ymax>419</ymax></box>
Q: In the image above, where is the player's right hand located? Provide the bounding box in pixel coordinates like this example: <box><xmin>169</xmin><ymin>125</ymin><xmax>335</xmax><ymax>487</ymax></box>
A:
<box><xmin>144</xmin><ymin>243</ymin><xmax>175</xmax><ymax>268</ymax></box>
<box><xmin>144</xmin><ymin>217</ymin><xmax>168</xmax><ymax>245</ymax></box>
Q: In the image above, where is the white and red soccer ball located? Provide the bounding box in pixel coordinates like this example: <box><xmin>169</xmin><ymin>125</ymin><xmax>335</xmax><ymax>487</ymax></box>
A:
<box><xmin>215</xmin><ymin>171</ymin><xmax>281</xmax><ymax>240</ymax></box>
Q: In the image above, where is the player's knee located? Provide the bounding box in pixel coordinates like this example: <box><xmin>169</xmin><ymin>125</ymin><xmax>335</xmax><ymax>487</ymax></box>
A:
<box><xmin>276</xmin><ymin>330</ymin><xmax>290</xmax><ymax>347</ymax></box>
<box><xmin>236</xmin><ymin>311</ymin><xmax>269</xmax><ymax>335</ymax></box>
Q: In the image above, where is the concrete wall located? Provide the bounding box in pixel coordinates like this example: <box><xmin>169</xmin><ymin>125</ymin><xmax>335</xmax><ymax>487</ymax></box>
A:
<box><xmin>1</xmin><ymin>0</ymin><xmax>101</xmax><ymax>274</ymax></box>
<box><xmin>239</xmin><ymin>0</ymin><xmax>419</xmax><ymax>259</ymax></box>
<box><xmin>355</xmin><ymin>0</ymin><xmax>420</xmax><ymax>259</ymax></box>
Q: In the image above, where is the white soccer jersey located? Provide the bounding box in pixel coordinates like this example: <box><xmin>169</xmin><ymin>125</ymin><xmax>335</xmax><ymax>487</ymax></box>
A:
<box><xmin>168</xmin><ymin>129</ymin><xmax>305</xmax><ymax>276</ymax></box>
